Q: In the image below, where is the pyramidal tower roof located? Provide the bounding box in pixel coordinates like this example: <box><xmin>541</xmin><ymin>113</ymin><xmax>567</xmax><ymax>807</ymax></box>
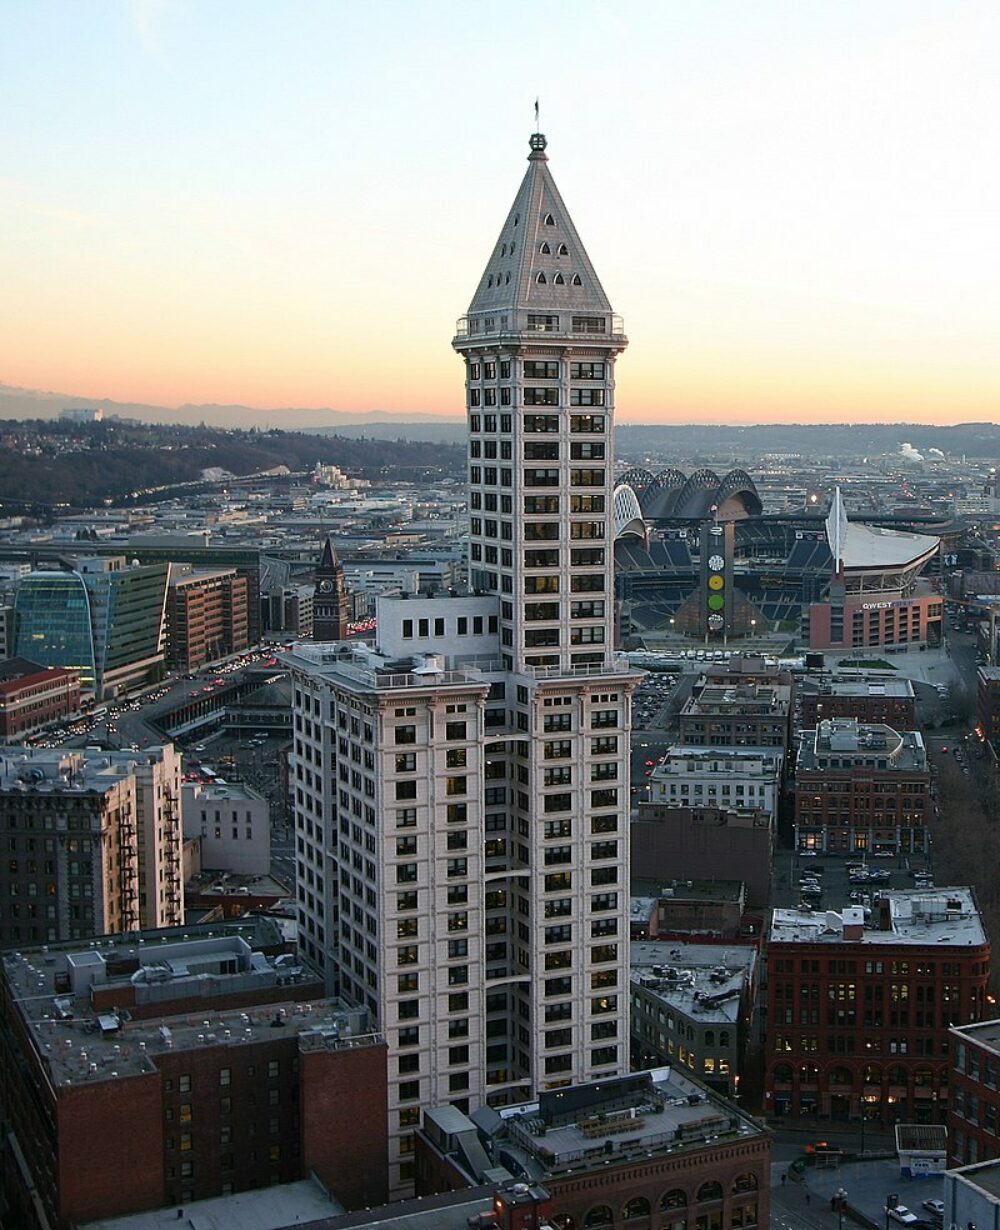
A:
<box><xmin>318</xmin><ymin>535</ymin><xmax>341</xmax><ymax>571</ymax></box>
<box><xmin>465</xmin><ymin>133</ymin><xmax>614</xmax><ymax>320</ymax></box>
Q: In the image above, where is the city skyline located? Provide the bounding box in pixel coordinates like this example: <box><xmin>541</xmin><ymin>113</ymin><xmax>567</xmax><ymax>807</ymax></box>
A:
<box><xmin>3</xmin><ymin>1</ymin><xmax>999</xmax><ymax>425</ymax></box>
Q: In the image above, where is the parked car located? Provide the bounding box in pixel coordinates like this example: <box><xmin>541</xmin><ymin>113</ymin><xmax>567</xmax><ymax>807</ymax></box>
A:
<box><xmin>888</xmin><ymin>1206</ymin><xmax>918</xmax><ymax>1225</ymax></box>
<box><xmin>921</xmin><ymin>1199</ymin><xmax>944</xmax><ymax>1218</ymax></box>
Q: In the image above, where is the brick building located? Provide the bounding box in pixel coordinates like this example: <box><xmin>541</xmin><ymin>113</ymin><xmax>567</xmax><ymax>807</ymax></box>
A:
<box><xmin>977</xmin><ymin>667</ymin><xmax>1000</xmax><ymax>753</ymax></box>
<box><xmin>415</xmin><ymin>1068</ymin><xmax>771</xmax><ymax>1230</ymax></box>
<box><xmin>678</xmin><ymin>680</ymin><xmax>792</xmax><ymax>751</ymax></box>
<box><xmin>800</xmin><ymin>675</ymin><xmax>917</xmax><ymax>730</ymax></box>
<box><xmin>165</xmin><ymin>565</ymin><xmax>250</xmax><ymax>671</ymax></box>
<box><xmin>794</xmin><ymin>718</ymin><xmax>931</xmax><ymax>855</ymax></box>
<box><xmin>949</xmin><ymin>1020</ymin><xmax>1000</xmax><ymax>1167</ymax></box>
<box><xmin>0</xmin><ymin>744</ymin><xmax>183</xmax><ymax>946</ymax></box>
<box><xmin>765</xmin><ymin>890</ymin><xmax>990</xmax><ymax>1126</ymax></box>
<box><xmin>633</xmin><ymin>802</ymin><xmax>773</xmax><ymax>907</ymax></box>
<box><xmin>0</xmin><ymin>922</ymin><xmax>388</xmax><ymax>1229</ymax></box>
<box><xmin>0</xmin><ymin>657</ymin><xmax>81</xmax><ymax>740</ymax></box>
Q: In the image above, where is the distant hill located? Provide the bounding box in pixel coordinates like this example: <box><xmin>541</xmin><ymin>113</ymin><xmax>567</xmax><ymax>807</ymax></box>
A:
<box><xmin>0</xmin><ymin>383</ymin><xmax>460</xmax><ymax>432</ymax></box>
<box><xmin>617</xmin><ymin>421</ymin><xmax>1000</xmax><ymax>460</ymax></box>
<box><xmin>0</xmin><ymin>419</ymin><xmax>464</xmax><ymax>511</ymax></box>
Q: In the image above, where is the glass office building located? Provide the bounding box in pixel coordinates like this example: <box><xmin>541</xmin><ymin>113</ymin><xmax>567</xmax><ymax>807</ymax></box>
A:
<box><xmin>14</xmin><ymin>571</ymin><xmax>97</xmax><ymax>691</ymax></box>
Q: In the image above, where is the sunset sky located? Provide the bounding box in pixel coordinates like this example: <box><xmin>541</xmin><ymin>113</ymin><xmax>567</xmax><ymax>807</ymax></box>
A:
<box><xmin>2</xmin><ymin>1</ymin><xmax>999</xmax><ymax>424</ymax></box>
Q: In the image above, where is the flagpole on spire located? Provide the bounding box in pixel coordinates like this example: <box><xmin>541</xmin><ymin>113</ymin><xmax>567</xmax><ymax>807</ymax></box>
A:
<box><xmin>534</xmin><ymin>96</ymin><xmax>539</xmax><ymax>131</ymax></box>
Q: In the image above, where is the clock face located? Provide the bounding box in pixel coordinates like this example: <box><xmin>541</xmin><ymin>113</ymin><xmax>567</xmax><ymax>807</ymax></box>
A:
<box><xmin>708</xmin><ymin>554</ymin><xmax>725</xmax><ymax>572</ymax></box>
<box><xmin>707</xmin><ymin>613</ymin><xmax>725</xmax><ymax>631</ymax></box>
<box><xmin>319</xmin><ymin>580</ymin><xmax>334</xmax><ymax>592</ymax></box>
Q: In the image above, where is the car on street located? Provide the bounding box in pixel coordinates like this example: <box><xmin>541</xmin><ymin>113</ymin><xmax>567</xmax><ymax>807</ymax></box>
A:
<box><xmin>921</xmin><ymin>1199</ymin><xmax>944</xmax><ymax>1217</ymax></box>
<box><xmin>799</xmin><ymin>849</ymin><xmax>818</xmax><ymax>858</ymax></box>
<box><xmin>888</xmin><ymin>1206</ymin><xmax>918</xmax><ymax>1225</ymax></box>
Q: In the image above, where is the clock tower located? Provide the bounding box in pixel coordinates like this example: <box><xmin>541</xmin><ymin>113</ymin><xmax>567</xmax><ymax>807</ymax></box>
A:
<box><xmin>312</xmin><ymin>535</ymin><xmax>349</xmax><ymax>641</ymax></box>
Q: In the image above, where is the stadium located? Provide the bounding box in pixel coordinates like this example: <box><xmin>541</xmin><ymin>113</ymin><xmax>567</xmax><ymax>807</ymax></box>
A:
<box><xmin>613</xmin><ymin>469</ymin><xmax>949</xmax><ymax>651</ymax></box>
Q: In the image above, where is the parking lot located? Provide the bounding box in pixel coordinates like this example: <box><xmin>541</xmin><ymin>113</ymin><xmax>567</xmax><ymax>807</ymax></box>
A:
<box><xmin>773</xmin><ymin>847</ymin><xmax>935</xmax><ymax>913</ymax></box>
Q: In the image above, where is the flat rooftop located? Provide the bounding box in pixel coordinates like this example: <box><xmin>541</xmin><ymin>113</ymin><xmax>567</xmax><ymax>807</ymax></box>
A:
<box><xmin>0</xmin><ymin>745</ymin><xmax>174</xmax><ymax>793</ymax></box>
<box><xmin>682</xmin><ymin>682</ymin><xmax>791</xmax><ymax>715</ymax></box>
<box><xmin>952</xmin><ymin>1018</ymin><xmax>1000</xmax><ymax>1057</ymax></box>
<box><xmin>772</xmin><ymin>888</ymin><xmax>986</xmax><ymax>948</ymax></box>
<box><xmin>2</xmin><ymin>924</ymin><xmax>372</xmax><ymax>1089</ymax></box>
<box><xmin>630</xmin><ymin>942</ymin><xmax>756</xmax><ymax>1025</ymax></box>
<box><xmin>82</xmin><ymin>1179</ymin><xmax>345</xmax><ymax>1230</ymax></box>
<box><xmin>948</xmin><ymin>1157</ymin><xmax>1000</xmax><ymax>1201</ymax></box>
<box><xmin>797</xmin><ymin>720</ymin><xmax>926</xmax><ymax>772</ymax></box>
<box><xmin>495</xmin><ymin>1066</ymin><xmax>767</xmax><ymax>1178</ymax></box>
<box><xmin>632</xmin><ymin>877</ymin><xmax>746</xmax><ymax>904</ymax></box>
<box><xmin>801</xmin><ymin>676</ymin><xmax>915</xmax><ymax>699</ymax></box>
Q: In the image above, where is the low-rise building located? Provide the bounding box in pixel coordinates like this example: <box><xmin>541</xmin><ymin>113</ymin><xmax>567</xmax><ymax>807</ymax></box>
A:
<box><xmin>794</xmin><ymin>718</ymin><xmax>931</xmax><ymax>855</ymax></box>
<box><xmin>632</xmin><ymin>879</ymin><xmax>750</xmax><ymax>941</ymax></box>
<box><xmin>414</xmin><ymin>1068</ymin><xmax>771</xmax><ymax>1230</ymax></box>
<box><xmin>765</xmin><ymin>890</ymin><xmax>990</xmax><ymax>1125</ymax></box>
<box><xmin>0</xmin><ymin>744</ymin><xmax>183</xmax><ymax>946</ymax></box>
<box><xmin>633</xmin><ymin>803</ymin><xmax>773</xmax><ymax>907</ymax></box>
<box><xmin>800</xmin><ymin>675</ymin><xmax>917</xmax><ymax>730</ymax></box>
<box><xmin>678</xmin><ymin>679</ymin><xmax>793</xmax><ymax>750</ymax></box>
<box><xmin>943</xmin><ymin>1158</ymin><xmax>1000</xmax><ymax>1229</ymax></box>
<box><xmin>182</xmin><ymin>779</ymin><xmax>270</xmax><ymax>875</ymax></box>
<box><xmin>978</xmin><ymin>666</ymin><xmax>1000</xmax><ymax>754</ymax></box>
<box><xmin>630</xmin><ymin>941</ymin><xmax>757</xmax><ymax>1097</ymax></box>
<box><xmin>649</xmin><ymin>746</ymin><xmax>782</xmax><ymax>823</ymax></box>
<box><xmin>0</xmin><ymin>657</ymin><xmax>81</xmax><ymax>740</ymax></box>
<box><xmin>0</xmin><ymin>922</ymin><xmax>388</xmax><ymax>1229</ymax></box>
<box><xmin>949</xmin><ymin>1019</ymin><xmax>1000</xmax><ymax>1167</ymax></box>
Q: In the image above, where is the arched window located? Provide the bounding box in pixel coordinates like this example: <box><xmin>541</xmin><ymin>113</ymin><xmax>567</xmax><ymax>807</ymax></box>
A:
<box><xmin>914</xmin><ymin>1066</ymin><xmax>934</xmax><ymax>1088</ymax></box>
<box><xmin>513</xmin><ymin>214</ymin><xmax>520</xmax><ymax>226</ymax></box>
<box><xmin>552</xmin><ymin>1217</ymin><xmax>576</xmax><ymax>1230</ymax></box>
<box><xmin>800</xmin><ymin>1062</ymin><xmax>819</xmax><ymax>1083</ymax></box>
<box><xmin>772</xmin><ymin>1063</ymin><xmax>793</xmax><ymax>1083</ymax></box>
<box><xmin>500</xmin><ymin>243</ymin><xmax>507</xmax><ymax>256</ymax></box>
<box><xmin>697</xmin><ymin>1181</ymin><xmax>723</xmax><ymax>1202</ymax></box>
<box><xmin>505</xmin><ymin>273</ymin><xmax>511</xmax><ymax>284</ymax></box>
<box><xmin>487</xmin><ymin>275</ymin><xmax>493</xmax><ymax>287</ymax></box>
<box><xmin>862</xmin><ymin>1064</ymin><xmax>881</xmax><ymax>1085</ymax></box>
<box><xmin>510</xmin><ymin>241</ymin><xmax>516</xmax><ymax>253</ymax></box>
<box><xmin>660</xmin><ymin>1190</ymin><xmax>687</xmax><ymax>1210</ymax></box>
<box><xmin>732</xmin><ymin>1173</ymin><xmax>759</xmax><ymax>1193</ymax></box>
<box><xmin>536</xmin><ymin>272</ymin><xmax>547</xmax><ymax>284</ymax></box>
<box><xmin>720</xmin><ymin>1030</ymin><xmax>730</xmax><ymax>1047</ymax></box>
<box><xmin>554</xmin><ymin>273</ymin><xmax>564</xmax><ymax>285</ymax></box>
<box><xmin>888</xmin><ymin>1065</ymin><xmax>907</xmax><ymax>1086</ymax></box>
<box><xmin>623</xmin><ymin>1197</ymin><xmax>650</xmax><ymax>1220</ymax></box>
<box><xmin>584</xmin><ymin>1206</ymin><xmax>613</xmax><ymax>1229</ymax></box>
<box><xmin>572</xmin><ymin>274</ymin><xmax>582</xmax><ymax>286</ymax></box>
<box><xmin>544</xmin><ymin>212</ymin><xmax>555</xmax><ymax>225</ymax></box>
<box><xmin>830</xmin><ymin>1066</ymin><xmax>854</xmax><ymax>1086</ymax></box>
<box><xmin>705</xmin><ymin>1030</ymin><xmax>715</xmax><ymax>1046</ymax></box>
<box><xmin>558</xmin><ymin>242</ymin><xmax>569</xmax><ymax>255</ymax></box>
<box><xmin>540</xmin><ymin>242</ymin><xmax>551</xmax><ymax>254</ymax></box>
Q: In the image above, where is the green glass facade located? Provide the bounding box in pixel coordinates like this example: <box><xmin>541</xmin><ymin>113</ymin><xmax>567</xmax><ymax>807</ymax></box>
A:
<box><xmin>14</xmin><ymin>571</ymin><xmax>96</xmax><ymax>690</ymax></box>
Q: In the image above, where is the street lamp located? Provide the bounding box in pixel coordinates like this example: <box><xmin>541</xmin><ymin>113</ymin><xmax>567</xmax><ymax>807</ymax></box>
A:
<box><xmin>750</xmin><ymin>618</ymin><xmax>756</xmax><ymax>640</ymax></box>
<box><xmin>833</xmin><ymin>1188</ymin><xmax>848</xmax><ymax>1230</ymax></box>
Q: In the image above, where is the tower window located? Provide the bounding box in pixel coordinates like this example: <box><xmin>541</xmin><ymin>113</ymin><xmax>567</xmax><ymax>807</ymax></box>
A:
<box><xmin>501</xmin><ymin>243</ymin><xmax>507</xmax><ymax>256</ymax></box>
<box><xmin>543</xmin><ymin>213</ymin><xmax>555</xmax><ymax>225</ymax></box>
<box><xmin>487</xmin><ymin>275</ymin><xmax>493</xmax><ymax>287</ymax></box>
<box><xmin>572</xmin><ymin>274</ymin><xmax>582</xmax><ymax>286</ymax></box>
<box><xmin>513</xmin><ymin>214</ymin><xmax>519</xmax><ymax>227</ymax></box>
<box><xmin>558</xmin><ymin>243</ymin><xmax>569</xmax><ymax>255</ymax></box>
<box><xmin>536</xmin><ymin>272</ymin><xmax>546</xmax><ymax>284</ymax></box>
<box><xmin>539</xmin><ymin>242</ymin><xmax>551</xmax><ymax>255</ymax></box>
<box><xmin>554</xmin><ymin>273</ymin><xmax>564</xmax><ymax>285</ymax></box>
<box><xmin>505</xmin><ymin>273</ymin><xmax>511</xmax><ymax>284</ymax></box>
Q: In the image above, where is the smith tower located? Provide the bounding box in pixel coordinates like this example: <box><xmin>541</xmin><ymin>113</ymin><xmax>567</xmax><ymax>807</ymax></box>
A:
<box><xmin>454</xmin><ymin>131</ymin><xmax>625</xmax><ymax>673</ymax></box>
<box><xmin>287</xmin><ymin>132</ymin><xmax>639</xmax><ymax>1197</ymax></box>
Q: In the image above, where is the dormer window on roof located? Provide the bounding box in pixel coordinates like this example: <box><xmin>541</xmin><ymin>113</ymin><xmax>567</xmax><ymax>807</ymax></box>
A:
<box><xmin>536</xmin><ymin>272</ymin><xmax>547</xmax><ymax>284</ymax></box>
<box><xmin>554</xmin><ymin>273</ymin><xmax>565</xmax><ymax>285</ymax></box>
<box><xmin>572</xmin><ymin>274</ymin><xmax>583</xmax><ymax>286</ymax></box>
<box><xmin>540</xmin><ymin>242</ymin><xmax>551</xmax><ymax>255</ymax></box>
<box><xmin>558</xmin><ymin>243</ymin><xmax>568</xmax><ymax>256</ymax></box>
<box><xmin>544</xmin><ymin>212</ymin><xmax>555</xmax><ymax>225</ymax></box>
<box><xmin>501</xmin><ymin>244</ymin><xmax>507</xmax><ymax>256</ymax></box>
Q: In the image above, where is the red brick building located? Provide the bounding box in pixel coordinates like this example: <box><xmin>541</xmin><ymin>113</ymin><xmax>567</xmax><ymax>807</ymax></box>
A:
<box><xmin>794</xmin><ymin>718</ymin><xmax>931</xmax><ymax>855</ymax></box>
<box><xmin>165</xmin><ymin>566</ymin><xmax>250</xmax><ymax>671</ymax></box>
<box><xmin>765</xmin><ymin>890</ymin><xmax>990</xmax><ymax>1127</ymax></box>
<box><xmin>0</xmin><ymin>657</ymin><xmax>80</xmax><ymax>739</ymax></box>
<box><xmin>0</xmin><ymin>922</ymin><xmax>388</xmax><ymax>1229</ymax></box>
<box><xmin>800</xmin><ymin>676</ymin><xmax>917</xmax><ymax>731</ymax></box>
<box><xmin>948</xmin><ymin>1020</ymin><xmax>1000</xmax><ymax>1167</ymax></box>
<box><xmin>977</xmin><ymin>667</ymin><xmax>1000</xmax><ymax>754</ymax></box>
<box><xmin>415</xmin><ymin>1069</ymin><xmax>771</xmax><ymax>1230</ymax></box>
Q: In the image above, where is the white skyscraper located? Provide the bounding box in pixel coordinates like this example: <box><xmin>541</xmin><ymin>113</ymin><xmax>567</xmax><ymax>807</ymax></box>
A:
<box><xmin>287</xmin><ymin>130</ymin><xmax>639</xmax><ymax>1197</ymax></box>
